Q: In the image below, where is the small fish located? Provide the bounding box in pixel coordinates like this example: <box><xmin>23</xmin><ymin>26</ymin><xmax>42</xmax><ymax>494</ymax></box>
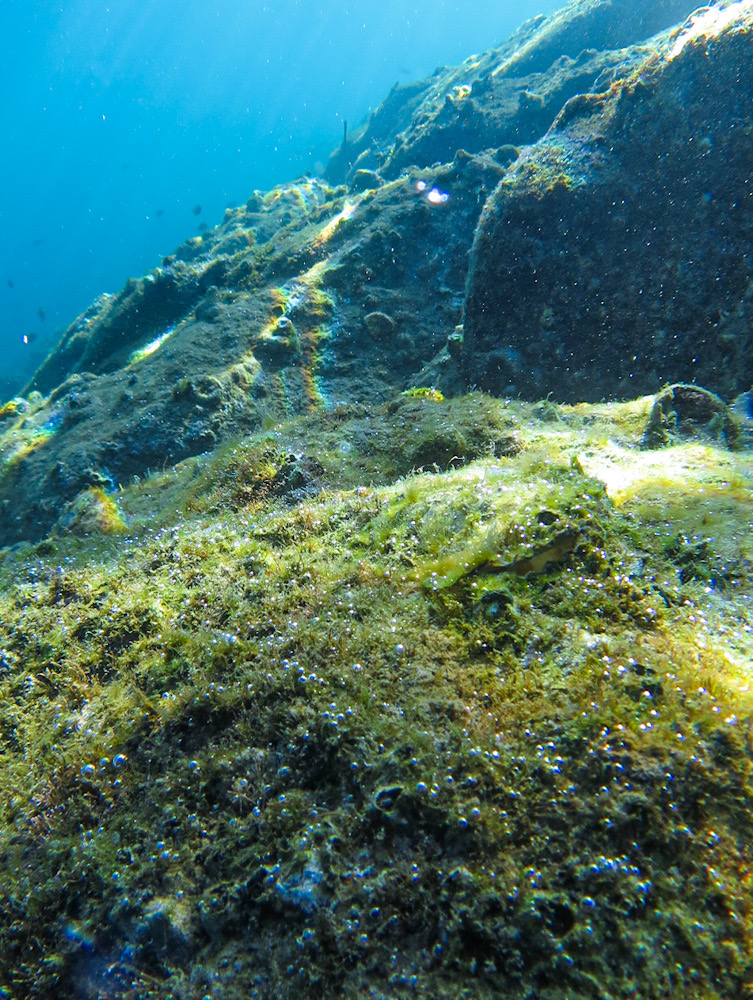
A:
<box><xmin>198</xmin><ymin>222</ymin><xmax>208</xmax><ymax>232</ymax></box>
<box><xmin>155</xmin><ymin>208</ymin><xmax>164</xmax><ymax>217</ymax></box>
<box><xmin>38</xmin><ymin>307</ymin><xmax>46</xmax><ymax>321</ymax></box>
<box><xmin>478</xmin><ymin>528</ymin><xmax>581</xmax><ymax>579</ymax></box>
<box><xmin>192</xmin><ymin>204</ymin><xmax>202</xmax><ymax>216</ymax></box>
<box><xmin>22</xmin><ymin>332</ymin><xmax>37</xmax><ymax>345</ymax></box>
<box><xmin>6</xmin><ymin>279</ymin><xmax>13</xmax><ymax>289</ymax></box>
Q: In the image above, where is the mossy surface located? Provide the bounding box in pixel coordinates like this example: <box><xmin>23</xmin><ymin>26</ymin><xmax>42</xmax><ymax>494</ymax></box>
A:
<box><xmin>0</xmin><ymin>393</ymin><xmax>752</xmax><ymax>999</ymax></box>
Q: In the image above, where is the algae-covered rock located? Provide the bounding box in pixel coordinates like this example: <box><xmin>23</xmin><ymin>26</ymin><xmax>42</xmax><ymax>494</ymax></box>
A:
<box><xmin>2</xmin><ymin>4</ymin><xmax>753</xmax><ymax>994</ymax></box>
<box><xmin>463</xmin><ymin>2</ymin><xmax>753</xmax><ymax>401</ymax></box>
<box><xmin>0</xmin><ymin>154</ymin><xmax>508</xmax><ymax>545</ymax></box>
<box><xmin>325</xmin><ymin>0</ymin><xmax>694</xmax><ymax>184</ymax></box>
<box><xmin>0</xmin><ymin>0</ymin><xmax>711</xmax><ymax>549</ymax></box>
<box><xmin>642</xmin><ymin>382</ymin><xmax>740</xmax><ymax>449</ymax></box>
<box><xmin>57</xmin><ymin>486</ymin><xmax>127</xmax><ymax>535</ymax></box>
<box><xmin>0</xmin><ymin>393</ymin><xmax>752</xmax><ymax>999</ymax></box>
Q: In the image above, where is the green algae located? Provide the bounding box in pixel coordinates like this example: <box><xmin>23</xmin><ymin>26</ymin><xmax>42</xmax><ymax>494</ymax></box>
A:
<box><xmin>0</xmin><ymin>393</ymin><xmax>752</xmax><ymax>999</ymax></box>
<box><xmin>402</xmin><ymin>387</ymin><xmax>445</xmax><ymax>402</ymax></box>
<box><xmin>57</xmin><ymin>486</ymin><xmax>128</xmax><ymax>536</ymax></box>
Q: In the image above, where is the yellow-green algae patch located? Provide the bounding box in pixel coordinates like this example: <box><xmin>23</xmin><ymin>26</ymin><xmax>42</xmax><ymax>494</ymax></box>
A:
<box><xmin>0</xmin><ymin>393</ymin><xmax>752</xmax><ymax>999</ymax></box>
<box><xmin>57</xmin><ymin>486</ymin><xmax>128</xmax><ymax>535</ymax></box>
<box><xmin>0</xmin><ymin>392</ymin><xmax>57</xmax><ymax>484</ymax></box>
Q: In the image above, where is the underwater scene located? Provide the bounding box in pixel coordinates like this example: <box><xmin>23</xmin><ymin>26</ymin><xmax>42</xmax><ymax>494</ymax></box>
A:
<box><xmin>1</xmin><ymin>0</ymin><xmax>753</xmax><ymax>997</ymax></box>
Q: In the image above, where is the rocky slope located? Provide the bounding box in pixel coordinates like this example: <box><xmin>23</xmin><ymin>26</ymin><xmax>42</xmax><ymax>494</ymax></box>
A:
<box><xmin>0</xmin><ymin>0</ymin><xmax>732</xmax><ymax>547</ymax></box>
<box><xmin>1</xmin><ymin>3</ymin><xmax>753</xmax><ymax>998</ymax></box>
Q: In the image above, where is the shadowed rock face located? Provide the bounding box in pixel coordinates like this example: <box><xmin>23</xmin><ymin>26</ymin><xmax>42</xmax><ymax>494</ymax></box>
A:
<box><xmin>463</xmin><ymin>5</ymin><xmax>753</xmax><ymax>402</ymax></box>
<box><xmin>324</xmin><ymin>0</ymin><xmax>694</xmax><ymax>185</ymax></box>
<box><xmin>0</xmin><ymin>0</ymin><xmax>734</xmax><ymax>546</ymax></box>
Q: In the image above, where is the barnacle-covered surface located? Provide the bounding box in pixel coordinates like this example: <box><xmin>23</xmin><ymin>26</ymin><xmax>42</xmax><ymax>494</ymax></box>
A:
<box><xmin>0</xmin><ymin>392</ymin><xmax>752</xmax><ymax>999</ymax></box>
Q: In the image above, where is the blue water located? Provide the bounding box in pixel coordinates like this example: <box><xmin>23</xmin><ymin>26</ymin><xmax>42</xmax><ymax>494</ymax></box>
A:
<box><xmin>0</xmin><ymin>0</ymin><xmax>561</xmax><ymax>398</ymax></box>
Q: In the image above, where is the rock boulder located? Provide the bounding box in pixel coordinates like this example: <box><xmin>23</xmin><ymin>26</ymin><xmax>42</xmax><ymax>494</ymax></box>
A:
<box><xmin>463</xmin><ymin>2</ymin><xmax>753</xmax><ymax>401</ymax></box>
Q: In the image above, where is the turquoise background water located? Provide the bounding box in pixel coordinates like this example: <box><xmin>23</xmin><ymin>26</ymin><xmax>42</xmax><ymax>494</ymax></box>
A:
<box><xmin>0</xmin><ymin>1</ymin><xmax>560</xmax><ymax>397</ymax></box>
